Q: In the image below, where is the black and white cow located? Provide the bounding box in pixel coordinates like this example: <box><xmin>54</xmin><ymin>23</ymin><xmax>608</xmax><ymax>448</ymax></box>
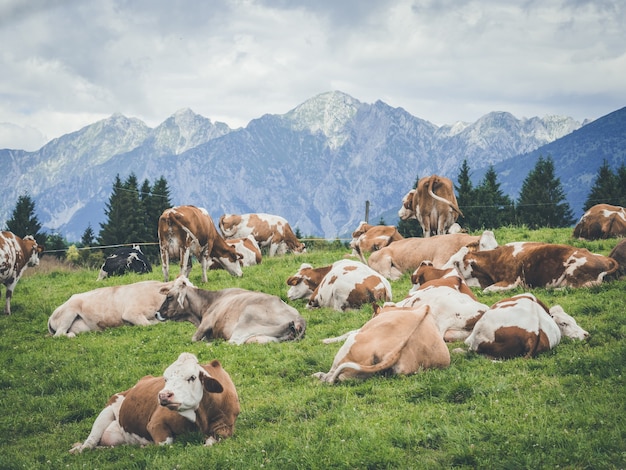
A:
<box><xmin>97</xmin><ymin>245</ymin><xmax>152</xmax><ymax>280</ymax></box>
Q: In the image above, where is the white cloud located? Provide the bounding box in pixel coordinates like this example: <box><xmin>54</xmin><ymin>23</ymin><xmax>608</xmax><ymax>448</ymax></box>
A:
<box><xmin>0</xmin><ymin>0</ymin><xmax>624</xmax><ymax>148</ymax></box>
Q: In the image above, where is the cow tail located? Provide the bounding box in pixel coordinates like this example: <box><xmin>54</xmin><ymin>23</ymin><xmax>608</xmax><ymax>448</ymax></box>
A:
<box><xmin>427</xmin><ymin>176</ymin><xmax>464</xmax><ymax>217</ymax></box>
<box><xmin>326</xmin><ymin>308</ymin><xmax>428</xmax><ymax>383</ymax></box>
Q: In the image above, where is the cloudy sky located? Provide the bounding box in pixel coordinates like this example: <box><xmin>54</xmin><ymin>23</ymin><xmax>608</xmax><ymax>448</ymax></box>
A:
<box><xmin>1</xmin><ymin>0</ymin><xmax>624</xmax><ymax>150</ymax></box>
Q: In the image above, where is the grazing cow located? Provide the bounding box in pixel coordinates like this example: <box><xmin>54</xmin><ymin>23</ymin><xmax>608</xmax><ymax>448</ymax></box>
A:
<box><xmin>48</xmin><ymin>281</ymin><xmax>173</xmax><ymax>337</ymax></box>
<box><xmin>465</xmin><ymin>293</ymin><xmax>588</xmax><ymax>359</ymax></box>
<box><xmin>313</xmin><ymin>304</ymin><xmax>450</xmax><ymax>383</ymax></box>
<box><xmin>156</xmin><ymin>277</ymin><xmax>306</xmax><ymax>344</ymax></box>
<box><xmin>398</xmin><ymin>175</ymin><xmax>464</xmax><ymax>237</ymax></box>
<box><xmin>368</xmin><ymin>231</ymin><xmax>497</xmax><ymax>280</ymax></box>
<box><xmin>395</xmin><ymin>281</ymin><xmax>489</xmax><ymax>342</ymax></box>
<box><xmin>69</xmin><ymin>352</ymin><xmax>239</xmax><ymax>452</ymax></box>
<box><xmin>208</xmin><ymin>236</ymin><xmax>262</xmax><ymax>270</ymax></box>
<box><xmin>444</xmin><ymin>242</ymin><xmax>619</xmax><ymax>292</ymax></box>
<box><xmin>573</xmin><ymin>204</ymin><xmax>626</xmax><ymax>240</ymax></box>
<box><xmin>158</xmin><ymin>205</ymin><xmax>243</xmax><ymax>283</ymax></box>
<box><xmin>97</xmin><ymin>245</ymin><xmax>152</xmax><ymax>280</ymax></box>
<box><xmin>219</xmin><ymin>213</ymin><xmax>305</xmax><ymax>256</ymax></box>
<box><xmin>607</xmin><ymin>239</ymin><xmax>626</xmax><ymax>280</ymax></box>
<box><xmin>0</xmin><ymin>231</ymin><xmax>43</xmax><ymax>315</ymax></box>
<box><xmin>349</xmin><ymin>222</ymin><xmax>404</xmax><ymax>263</ymax></box>
<box><xmin>286</xmin><ymin>259</ymin><xmax>392</xmax><ymax>311</ymax></box>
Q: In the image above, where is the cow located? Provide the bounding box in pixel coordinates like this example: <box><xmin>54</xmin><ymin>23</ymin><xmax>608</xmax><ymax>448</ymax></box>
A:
<box><xmin>69</xmin><ymin>352</ymin><xmax>239</xmax><ymax>452</ymax></box>
<box><xmin>367</xmin><ymin>231</ymin><xmax>497</xmax><ymax>280</ymax></box>
<box><xmin>48</xmin><ymin>280</ymin><xmax>174</xmax><ymax>337</ymax></box>
<box><xmin>573</xmin><ymin>204</ymin><xmax>626</xmax><ymax>240</ymax></box>
<box><xmin>286</xmin><ymin>259</ymin><xmax>392</xmax><ymax>311</ymax></box>
<box><xmin>97</xmin><ymin>245</ymin><xmax>152</xmax><ymax>280</ymax></box>
<box><xmin>607</xmin><ymin>239</ymin><xmax>626</xmax><ymax>280</ymax></box>
<box><xmin>219</xmin><ymin>213</ymin><xmax>305</xmax><ymax>256</ymax></box>
<box><xmin>349</xmin><ymin>222</ymin><xmax>404</xmax><ymax>263</ymax></box>
<box><xmin>0</xmin><ymin>231</ymin><xmax>43</xmax><ymax>315</ymax></box>
<box><xmin>158</xmin><ymin>205</ymin><xmax>243</xmax><ymax>283</ymax></box>
<box><xmin>313</xmin><ymin>303</ymin><xmax>450</xmax><ymax>383</ymax></box>
<box><xmin>444</xmin><ymin>241</ymin><xmax>619</xmax><ymax>292</ymax></box>
<box><xmin>156</xmin><ymin>277</ymin><xmax>306</xmax><ymax>344</ymax></box>
<box><xmin>408</xmin><ymin>260</ymin><xmax>477</xmax><ymax>299</ymax></box>
<box><xmin>398</xmin><ymin>175</ymin><xmax>464</xmax><ymax>237</ymax></box>
<box><xmin>465</xmin><ymin>293</ymin><xmax>588</xmax><ymax>359</ymax></box>
<box><xmin>395</xmin><ymin>280</ymin><xmax>489</xmax><ymax>342</ymax></box>
<box><xmin>208</xmin><ymin>236</ymin><xmax>262</xmax><ymax>270</ymax></box>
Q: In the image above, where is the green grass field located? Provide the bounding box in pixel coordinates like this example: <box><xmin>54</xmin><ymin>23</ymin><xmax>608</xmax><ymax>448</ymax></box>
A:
<box><xmin>1</xmin><ymin>228</ymin><xmax>625</xmax><ymax>469</ymax></box>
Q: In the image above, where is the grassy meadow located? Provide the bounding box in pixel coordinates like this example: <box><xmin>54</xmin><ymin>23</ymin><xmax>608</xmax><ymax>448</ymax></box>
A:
<box><xmin>1</xmin><ymin>227</ymin><xmax>625</xmax><ymax>469</ymax></box>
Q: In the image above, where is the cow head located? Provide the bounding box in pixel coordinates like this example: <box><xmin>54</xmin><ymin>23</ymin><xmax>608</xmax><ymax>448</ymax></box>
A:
<box><xmin>23</xmin><ymin>235</ymin><xmax>44</xmax><ymax>267</ymax></box>
<box><xmin>549</xmin><ymin>305</ymin><xmax>589</xmax><ymax>340</ymax></box>
<box><xmin>398</xmin><ymin>190</ymin><xmax>416</xmax><ymax>220</ymax></box>
<box><xmin>158</xmin><ymin>353</ymin><xmax>224</xmax><ymax>421</ymax></box>
<box><xmin>286</xmin><ymin>263</ymin><xmax>316</xmax><ymax>300</ymax></box>
<box><xmin>478</xmin><ymin>231</ymin><xmax>498</xmax><ymax>251</ymax></box>
<box><xmin>156</xmin><ymin>277</ymin><xmax>195</xmax><ymax>321</ymax></box>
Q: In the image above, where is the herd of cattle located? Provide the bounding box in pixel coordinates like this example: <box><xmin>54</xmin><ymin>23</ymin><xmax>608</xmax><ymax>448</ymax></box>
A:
<box><xmin>2</xmin><ymin>176</ymin><xmax>626</xmax><ymax>451</ymax></box>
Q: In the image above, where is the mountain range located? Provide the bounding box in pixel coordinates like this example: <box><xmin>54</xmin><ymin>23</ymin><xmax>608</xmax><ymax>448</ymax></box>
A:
<box><xmin>1</xmin><ymin>91</ymin><xmax>624</xmax><ymax>242</ymax></box>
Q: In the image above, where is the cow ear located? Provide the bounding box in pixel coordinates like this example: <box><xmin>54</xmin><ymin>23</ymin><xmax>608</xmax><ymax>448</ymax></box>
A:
<box><xmin>200</xmin><ymin>372</ymin><xmax>224</xmax><ymax>393</ymax></box>
<box><xmin>372</xmin><ymin>302</ymin><xmax>381</xmax><ymax>317</ymax></box>
<box><xmin>286</xmin><ymin>276</ymin><xmax>297</xmax><ymax>286</ymax></box>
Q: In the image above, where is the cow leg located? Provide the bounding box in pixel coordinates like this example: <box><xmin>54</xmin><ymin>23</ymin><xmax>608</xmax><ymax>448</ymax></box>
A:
<box><xmin>70</xmin><ymin>402</ymin><xmax>118</xmax><ymax>453</ymax></box>
<box><xmin>181</xmin><ymin>247</ymin><xmax>193</xmax><ymax>278</ymax></box>
<box><xmin>483</xmin><ymin>280</ymin><xmax>521</xmax><ymax>293</ymax></box>
<box><xmin>161</xmin><ymin>247</ymin><xmax>170</xmax><ymax>282</ymax></box>
<box><xmin>4</xmin><ymin>288</ymin><xmax>11</xmax><ymax>315</ymax></box>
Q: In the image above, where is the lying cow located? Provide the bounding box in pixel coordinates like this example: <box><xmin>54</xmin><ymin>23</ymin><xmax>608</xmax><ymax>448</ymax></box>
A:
<box><xmin>444</xmin><ymin>241</ymin><xmax>619</xmax><ymax>292</ymax></box>
<box><xmin>465</xmin><ymin>293</ymin><xmax>588</xmax><ymax>359</ymax></box>
<box><xmin>286</xmin><ymin>259</ymin><xmax>392</xmax><ymax>311</ymax></box>
<box><xmin>70</xmin><ymin>352</ymin><xmax>239</xmax><ymax>452</ymax></box>
<box><xmin>1</xmin><ymin>231</ymin><xmax>43</xmax><ymax>314</ymax></box>
<box><xmin>368</xmin><ymin>231</ymin><xmax>497</xmax><ymax>280</ymax></box>
<box><xmin>208</xmin><ymin>236</ymin><xmax>262</xmax><ymax>270</ymax></box>
<box><xmin>409</xmin><ymin>260</ymin><xmax>477</xmax><ymax>299</ymax></box>
<box><xmin>156</xmin><ymin>277</ymin><xmax>306</xmax><ymax>344</ymax></box>
<box><xmin>349</xmin><ymin>222</ymin><xmax>404</xmax><ymax>263</ymax></box>
<box><xmin>313</xmin><ymin>303</ymin><xmax>450</xmax><ymax>383</ymax></box>
<box><xmin>219</xmin><ymin>213</ymin><xmax>305</xmax><ymax>256</ymax></box>
<box><xmin>573</xmin><ymin>204</ymin><xmax>626</xmax><ymax>240</ymax></box>
<box><xmin>608</xmin><ymin>239</ymin><xmax>626</xmax><ymax>280</ymax></box>
<box><xmin>97</xmin><ymin>245</ymin><xmax>152</xmax><ymax>280</ymax></box>
<box><xmin>48</xmin><ymin>280</ymin><xmax>173</xmax><ymax>337</ymax></box>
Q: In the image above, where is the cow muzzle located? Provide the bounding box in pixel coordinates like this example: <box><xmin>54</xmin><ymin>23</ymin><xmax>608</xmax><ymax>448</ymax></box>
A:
<box><xmin>158</xmin><ymin>391</ymin><xmax>180</xmax><ymax>410</ymax></box>
<box><xmin>155</xmin><ymin>311</ymin><xmax>167</xmax><ymax>322</ymax></box>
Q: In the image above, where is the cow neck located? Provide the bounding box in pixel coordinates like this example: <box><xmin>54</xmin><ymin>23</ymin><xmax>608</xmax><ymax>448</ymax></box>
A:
<box><xmin>188</xmin><ymin>286</ymin><xmax>221</xmax><ymax>314</ymax></box>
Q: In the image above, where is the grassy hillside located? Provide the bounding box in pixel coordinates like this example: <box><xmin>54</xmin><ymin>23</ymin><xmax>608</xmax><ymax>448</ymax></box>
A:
<box><xmin>1</xmin><ymin>228</ymin><xmax>625</xmax><ymax>469</ymax></box>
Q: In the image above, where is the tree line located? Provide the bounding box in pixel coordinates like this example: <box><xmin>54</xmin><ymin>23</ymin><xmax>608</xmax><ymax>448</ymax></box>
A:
<box><xmin>4</xmin><ymin>156</ymin><xmax>626</xmax><ymax>260</ymax></box>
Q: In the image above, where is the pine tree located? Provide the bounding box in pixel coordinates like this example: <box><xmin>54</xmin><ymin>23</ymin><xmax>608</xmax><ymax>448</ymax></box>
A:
<box><xmin>81</xmin><ymin>224</ymin><xmax>95</xmax><ymax>246</ymax></box>
<box><xmin>618</xmin><ymin>164</ymin><xmax>626</xmax><ymax>207</ymax></box>
<box><xmin>517</xmin><ymin>156</ymin><xmax>574</xmax><ymax>228</ymax></box>
<box><xmin>143</xmin><ymin>176</ymin><xmax>172</xmax><ymax>260</ymax></box>
<box><xmin>98</xmin><ymin>175</ymin><xmax>127</xmax><ymax>248</ymax></box>
<box><xmin>5</xmin><ymin>194</ymin><xmax>44</xmax><ymax>243</ymax></box>
<box><xmin>455</xmin><ymin>160</ymin><xmax>475</xmax><ymax>229</ymax></box>
<box><xmin>583</xmin><ymin>160</ymin><xmax>622</xmax><ymax>210</ymax></box>
<box><xmin>396</xmin><ymin>174</ymin><xmax>423</xmax><ymax>237</ymax></box>
<box><xmin>473</xmin><ymin>166</ymin><xmax>515</xmax><ymax>229</ymax></box>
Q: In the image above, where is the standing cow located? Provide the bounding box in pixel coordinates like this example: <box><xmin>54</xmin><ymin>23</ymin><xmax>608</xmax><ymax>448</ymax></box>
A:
<box><xmin>398</xmin><ymin>175</ymin><xmax>464</xmax><ymax>237</ymax></box>
<box><xmin>158</xmin><ymin>205</ymin><xmax>243</xmax><ymax>283</ymax></box>
<box><xmin>219</xmin><ymin>213</ymin><xmax>305</xmax><ymax>256</ymax></box>
<box><xmin>0</xmin><ymin>231</ymin><xmax>43</xmax><ymax>315</ymax></box>
<box><xmin>70</xmin><ymin>352</ymin><xmax>239</xmax><ymax>452</ymax></box>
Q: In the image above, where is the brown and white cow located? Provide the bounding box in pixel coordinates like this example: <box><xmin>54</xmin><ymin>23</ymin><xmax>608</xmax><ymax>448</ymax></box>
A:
<box><xmin>465</xmin><ymin>293</ymin><xmax>588</xmax><ymax>359</ymax></box>
<box><xmin>444</xmin><ymin>241</ymin><xmax>619</xmax><ymax>292</ymax></box>
<box><xmin>219</xmin><ymin>213</ymin><xmax>305</xmax><ymax>256</ymax></box>
<box><xmin>573</xmin><ymin>204</ymin><xmax>626</xmax><ymax>240</ymax></box>
<box><xmin>0</xmin><ymin>231</ymin><xmax>43</xmax><ymax>315</ymax></box>
<box><xmin>349</xmin><ymin>222</ymin><xmax>404</xmax><ymax>263</ymax></box>
<box><xmin>607</xmin><ymin>239</ymin><xmax>626</xmax><ymax>280</ymax></box>
<box><xmin>395</xmin><ymin>279</ymin><xmax>489</xmax><ymax>342</ymax></box>
<box><xmin>368</xmin><ymin>231</ymin><xmax>497</xmax><ymax>280</ymax></box>
<box><xmin>158</xmin><ymin>205</ymin><xmax>243</xmax><ymax>283</ymax></box>
<box><xmin>48</xmin><ymin>280</ymin><xmax>174</xmax><ymax>337</ymax></box>
<box><xmin>156</xmin><ymin>277</ymin><xmax>306</xmax><ymax>344</ymax></box>
<box><xmin>313</xmin><ymin>304</ymin><xmax>450</xmax><ymax>383</ymax></box>
<box><xmin>286</xmin><ymin>259</ymin><xmax>392</xmax><ymax>311</ymax></box>
<box><xmin>69</xmin><ymin>352</ymin><xmax>239</xmax><ymax>452</ymax></box>
<box><xmin>398</xmin><ymin>175</ymin><xmax>464</xmax><ymax>237</ymax></box>
<box><xmin>409</xmin><ymin>260</ymin><xmax>477</xmax><ymax>299</ymax></box>
<box><xmin>208</xmin><ymin>236</ymin><xmax>262</xmax><ymax>270</ymax></box>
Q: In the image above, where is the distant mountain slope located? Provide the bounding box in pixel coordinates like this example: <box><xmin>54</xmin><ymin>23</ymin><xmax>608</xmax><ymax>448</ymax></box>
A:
<box><xmin>0</xmin><ymin>91</ymin><xmax>595</xmax><ymax>241</ymax></box>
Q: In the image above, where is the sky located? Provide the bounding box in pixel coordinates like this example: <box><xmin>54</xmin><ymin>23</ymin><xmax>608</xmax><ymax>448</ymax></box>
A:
<box><xmin>1</xmin><ymin>0</ymin><xmax>625</xmax><ymax>151</ymax></box>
